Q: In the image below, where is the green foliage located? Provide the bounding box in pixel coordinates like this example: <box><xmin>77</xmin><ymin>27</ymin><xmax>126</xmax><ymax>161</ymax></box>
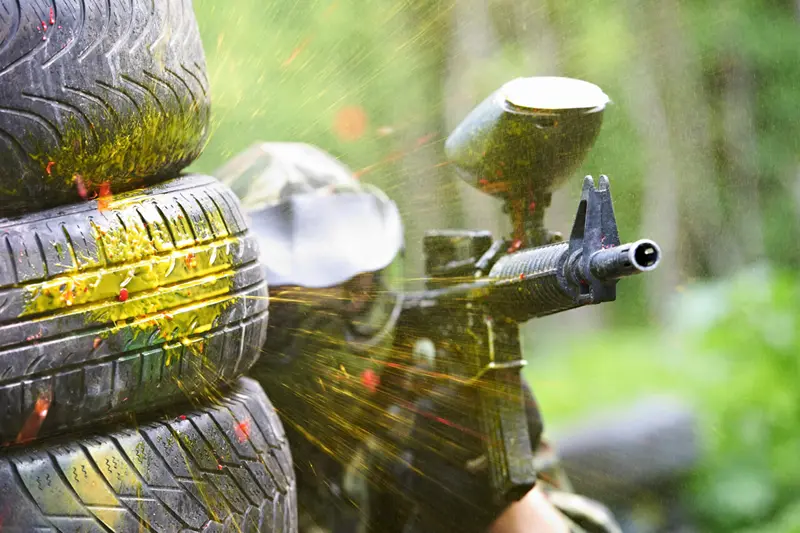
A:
<box><xmin>689</xmin><ymin>269</ymin><xmax>800</xmax><ymax>531</ymax></box>
<box><xmin>531</xmin><ymin>268</ymin><xmax>800</xmax><ymax>532</ymax></box>
<box><xmin>190</xmin><ymin>0</ymin><xmax>448</xmax><ymax>187</ymax></box>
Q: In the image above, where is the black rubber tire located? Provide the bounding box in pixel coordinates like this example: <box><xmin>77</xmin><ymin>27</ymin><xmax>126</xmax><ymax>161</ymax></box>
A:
<box><xmin>0</xmin><ymin>0</ymin><xmax>211</xmax><ymax>216</ymax></box>
<box><xmin>0</xmin><ymin>377</ymin><xmax>298</xmax><ymax>532</ymax></box>
<box><xmin>0</xmin><ymin>174</ymin><xmax>268</xmax><ymax>445</ymax></box>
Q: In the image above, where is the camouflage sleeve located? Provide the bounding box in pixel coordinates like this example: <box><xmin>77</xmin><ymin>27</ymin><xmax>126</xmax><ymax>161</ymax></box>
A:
<box><xmin>534</xmin><ymin>439</ymin><xmax>623</xmax><ymax>533</ymax></box>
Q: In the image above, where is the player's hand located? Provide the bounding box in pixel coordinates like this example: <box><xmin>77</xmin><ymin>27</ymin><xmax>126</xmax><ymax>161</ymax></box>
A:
<box><xmin>489</xmin><ymin>486</ymin><xmax>571</xmax><ymax>533</ymax></box>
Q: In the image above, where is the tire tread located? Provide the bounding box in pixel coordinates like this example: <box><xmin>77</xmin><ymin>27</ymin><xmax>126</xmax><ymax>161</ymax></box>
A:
<box><xmin>0</xmin><ymin>378</ymin><xmax>296</xmax><ymax>532</ymax></box>
<box><xmin>0</xmin><ymin>176</ymin><xmax>269</xmax><ymax>444</ymax></box>
<box><xmin>0</xmin><ymin>0</ymin><xmax>211</xmax><ymax>215</ymax></box>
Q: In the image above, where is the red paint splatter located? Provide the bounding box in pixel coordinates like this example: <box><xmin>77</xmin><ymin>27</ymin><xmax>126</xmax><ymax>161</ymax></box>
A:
<box><xmin>97</xmin><ymin>181</ymin><xmax>111</xmax><ymax>212</ymax></box>
<box><xmin>15</xmin><ymin>395</ymin><xmax>51</xmax><ymax>444</ymax></box>
<box><xmin>41</xmin><ymin>21</ymin><xmax>47</xmax><ymax>31</ymax></box>
<box><xmin>49</xmin><ymin>8</ymin><xmax>55</xmax><ymax>25</ymax></box>
<box><xmin>74</xmin><ymin>174</ymin><xmax>88</xmax><ymax>199</ymax></box>
<box><xmin>60</xmin><ymin>285</ymin><xmax>74</xmax><ymax>306</ymax></box>
<box><xmin>403</xmin><ymin>402</ymin><xmax>483</xmax><ymax>439</ymax></box>
<box><xmin>217</xmin><ymin>464</ymin><xmax>224</xmax><ymax>470</ymax></box>
<box><xmin>360</xmin><ymin>369</ymin><xmax>380</xmax><ymax>394</ymax></box>
<box><xmin>93</xmin><ymin>337</ymin><xmax>102</xmax><ymax>349</ymax></box>
<box><xmin>179</xmin><ymin>415</ymin><xmax>187</xmax><ymax>420</ymax></box>
<box><xmin>45</xmin><ymin>161</ymin><xmax>55</xmax><ymax>175</ymax></box>
<box><xmin>334</xmin><ymin>106</ymin><xmax>368</xmax><ymax>142</ymax></box>
<box><xmin>118</xmin><ymin>287</ymin><xmax>129</xmax><ymax>302</ymax></box>
<box><xmin>234</xmin><ymin>419</ymin><xmax>251</xmax><ymax>443</ymax></box>
<box><xmin>507</xmin><ymin>239</ymin><xmax>522</xmax><ymax>253</ymax></box>
<box><xmin>519</xmin><ymin>274</ymin><xmax>526</xmax><ymax>280</ymax></box>
<box><xmin>184</xmin><ymin>252</ymin><xmax>197</xmax><ymax>269</ymax></box>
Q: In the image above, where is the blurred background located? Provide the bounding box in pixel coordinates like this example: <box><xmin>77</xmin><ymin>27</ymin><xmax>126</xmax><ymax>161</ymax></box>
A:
<box><xmin>188</xmin><ymin>1</ymin><xmax>800</xmax><ymax>532</ymax></box>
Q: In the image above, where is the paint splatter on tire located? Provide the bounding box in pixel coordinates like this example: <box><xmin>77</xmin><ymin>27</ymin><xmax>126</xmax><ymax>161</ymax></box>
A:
<box><xmin>0</xmin><ymin>175</ymin><xmax>268</xmax><ymax>444</ymax></box>
<box><xmin>0</xmin><ymin>0</ymin><xmax>211</xmax><ymax>216</ymax></box>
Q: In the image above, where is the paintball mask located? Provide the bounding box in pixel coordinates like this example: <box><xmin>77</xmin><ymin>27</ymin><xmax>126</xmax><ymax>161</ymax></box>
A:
<box><xmin>215</xmin><ymin>142</ymin><xmax>404</xmax><ymax>454</ymax></box>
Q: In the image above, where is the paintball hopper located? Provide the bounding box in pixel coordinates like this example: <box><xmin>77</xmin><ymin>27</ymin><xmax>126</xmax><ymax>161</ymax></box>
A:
<box><xmin>445</xmin><ymin>77</ymin><xmax>610</xmax><ymax>199</ymax></box>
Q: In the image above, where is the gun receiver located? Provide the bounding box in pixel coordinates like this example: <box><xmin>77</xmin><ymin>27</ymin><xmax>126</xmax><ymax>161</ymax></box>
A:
<box><xmin>393</xmin><ymin>77</ymin><xmax>662</xmax><ymax>520</ymax></box>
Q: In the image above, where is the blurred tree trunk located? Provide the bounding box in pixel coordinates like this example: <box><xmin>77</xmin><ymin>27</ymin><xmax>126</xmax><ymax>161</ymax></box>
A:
<box><xmin>624</xmin><ymin>0</ymin><xmax>734</xmax><ymax>320</ymax></box>
<box><xmin>793</xmin><ymin>2</ymin><xmax>800</xmax><ymax>227</ymax></box>
<box><xmin>621</xmin><ymin>36</ymin><xmax>680</xmax><ymax>323</ymax></box>
<box><xmin>719</xmin><ymin>52</ymin><xmax>764</xmax><ymax>264</ymax></box>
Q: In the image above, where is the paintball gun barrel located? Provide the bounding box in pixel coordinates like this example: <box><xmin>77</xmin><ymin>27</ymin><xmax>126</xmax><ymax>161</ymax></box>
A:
<box><xmin>409</xmin><ymin>178</ymin><xmax>660</xmax><ymax>323</ymax></box>
<box><xmin>392</xmin><ymin>77</ymin><xmax>662</xmax><ymax>522</ymax></box>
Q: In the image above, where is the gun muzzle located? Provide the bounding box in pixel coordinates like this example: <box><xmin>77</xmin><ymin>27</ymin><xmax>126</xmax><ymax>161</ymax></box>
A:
<box><xmin>486</xmin><ymin>238</ymin><xmax>661</xmax><ymax>322</ymax></box>
<box><xmin>589</xmin><ymin>239</ymin><xmax>661</xmax><ymax>281</ymax></box>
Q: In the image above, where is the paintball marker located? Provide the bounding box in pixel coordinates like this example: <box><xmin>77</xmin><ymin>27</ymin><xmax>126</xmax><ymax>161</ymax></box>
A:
<box><xmin>383</xmin><ymin>76</ymin><xmax>662</xmax><ymax>531</ymax></box>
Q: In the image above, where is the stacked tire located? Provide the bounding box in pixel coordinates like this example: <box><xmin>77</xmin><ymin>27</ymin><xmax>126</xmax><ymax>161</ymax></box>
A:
<box><xmin>0</xmin><ymin>1</ymin><xmax>296</xmax><ymax>531</ymax></box>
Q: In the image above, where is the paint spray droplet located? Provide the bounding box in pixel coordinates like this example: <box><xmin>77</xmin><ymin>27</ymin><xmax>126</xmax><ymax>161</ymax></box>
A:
<box><xmin>184</xmin><ymin>252</ymin><xmax>197</xmax><ymax>269</ymax></box>
<box><xmin>360</xmin><ymin>369</ymin><xmax>380</xmax><ymax>394</ymax></box>
<box><xmin>97</xmin><ymin>181</ymin><xmax>112</xmax><ymax>212</ymax></box>
<box><xmin>234</xmin><ymin>419</ymin><xmax>251</xmax><ymax>443</ymax></box>
<box><xmin>282</xmin><ymin>37</ymin><xmax>311</xmax><ymax>68</ymax></box>
<box><xmin>179</xmin><ymin>415</ymin><xmax>187</xmax><ymax>421</ymax></box>
<box><xmin>45</xmin><ymin>161</ymin><xmax>55</xmax><ymax>175</ymax></box>
<box><xmin>49</xmin><ymin>8</ymin><xmax>55</xmax><ymax>25</ymax></box>
<box><xmin>333</xmin><ymin>106</ymin><xmax>368</xmax><ymax>142</ymax></box>
<box><xmin>118</xmin><ymin>288</ymin><xmax>129</xmax><ymax>302</ymax></box>
<box><xmin>15</xmin><ymin>395</ymin><xmax>51</xmax><ymax>444</ymax></box>
<box><xmin>415</xmin><ymin>132</ymin><xmax>435</xmax><ymax>147</ymax></box>
<box><xmin>74</xmin><ymin>174</ymin><xmax>88</xmax><ymax>199</ymax></box>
